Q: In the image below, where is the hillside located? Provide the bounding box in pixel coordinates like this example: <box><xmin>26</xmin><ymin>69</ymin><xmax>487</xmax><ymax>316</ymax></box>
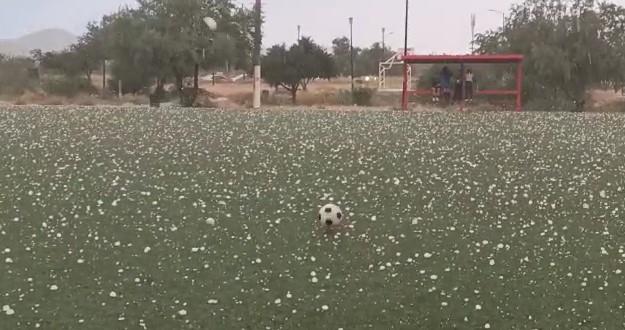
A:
<box><xmin>0</xmin><ymin>29</ymin><xmax>77</xmax><ymax>57</ymax></box>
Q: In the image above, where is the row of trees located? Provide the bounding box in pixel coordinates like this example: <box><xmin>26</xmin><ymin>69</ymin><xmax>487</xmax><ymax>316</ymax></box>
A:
<box><xmin>261</xmin><ymin>37</ymin><xmax>394</xmax><ymax>103</ymax></box>
<box><xmin>28</xmin><ymin>0</ymin><xmax>390</xmax><ymax>104</ymax></box>
<box><xmin>30</xmin><ymin>0</ymin><xmax>255</xmax><ymax>101</ymax></box>
<box><xmin>475</xmin><ymin>0</ymin><xmax>625</xmax><ymax>110</ymax></box>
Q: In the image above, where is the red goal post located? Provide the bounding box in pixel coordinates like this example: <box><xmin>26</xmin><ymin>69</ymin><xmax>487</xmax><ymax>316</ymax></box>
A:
<box><xmin>400</xmin><ymin>54</ymin><xmax>525</xmax><ymax>112</ymax></box>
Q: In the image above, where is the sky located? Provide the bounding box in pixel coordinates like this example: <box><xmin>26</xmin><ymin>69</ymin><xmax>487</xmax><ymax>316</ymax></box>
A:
<box><xmin>2</xmin><ymin>0</ymin><xmax>622</xmax><ymax>54</ymax></box>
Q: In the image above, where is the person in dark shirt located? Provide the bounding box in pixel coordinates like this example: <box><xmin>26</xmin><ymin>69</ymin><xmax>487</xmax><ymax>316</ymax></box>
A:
<box><xmin>440</xmin><ymin>66</ymin><xmax>452</xmax><ymax>104</ymax></box>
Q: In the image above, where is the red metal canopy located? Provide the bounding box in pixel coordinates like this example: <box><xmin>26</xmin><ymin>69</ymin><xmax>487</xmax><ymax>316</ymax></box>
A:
<box><xmin>401</xmin><ymin>54</ymin><xmax>524</xmax><ymax>64</ymax></box>
<box><xmin>400</xmin><ymin>54</ymin><xmax>525</xmax><ymax>112</ymax></box>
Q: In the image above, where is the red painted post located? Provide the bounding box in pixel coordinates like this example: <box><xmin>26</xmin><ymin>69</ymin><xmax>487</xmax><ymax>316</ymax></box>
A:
<box><xmin>401</xmin><ymin>62</ymin><xmax>409</xmax><ymax>111</ymax></box>
<box><xmin>515</xmin><ymin>61</ymin><xmax>524</xmax><ymax>112</ymax></box>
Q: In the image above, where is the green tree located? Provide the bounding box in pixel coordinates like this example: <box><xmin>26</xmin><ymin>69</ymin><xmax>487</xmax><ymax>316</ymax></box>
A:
<box><xmin>355</xmin><ymin>42</ymin><xmax>391</xmax><ymax>76</ymax></box>
<box><xmin>262</xmin><ymin>38</ymin><xmax>336</xmax><ymax>103</ymax></box>
<box><xmin>0</xmin><ymin>56</ymin><xmax>38</xmax><ymax>95</ymax></box>
<box><xmin>475</xmin><ymin>0</ymin><xmax>625</xmax><ymax>111</ymax></box>
<box><xmin>332</xmin><ymin>37</ymin><xmax>360</xmax><ymax>77</ymax></box>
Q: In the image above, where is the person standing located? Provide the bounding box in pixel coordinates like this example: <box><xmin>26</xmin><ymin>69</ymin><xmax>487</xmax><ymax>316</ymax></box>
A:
<box><xmin>465</xmin><ymin>68</ymin><xmax>475</xmax><ymax>102</ymax></box>
<box><xmin>440</xmin><ymin>66</ymin><xmax>453</xmax><ymax>104</ymax></box>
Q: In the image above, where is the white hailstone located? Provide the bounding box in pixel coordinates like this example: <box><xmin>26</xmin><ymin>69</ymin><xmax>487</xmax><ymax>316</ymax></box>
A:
<box><xmin>412</xmin><ymin>218</ymin><xmax>419</xmax><ymax>225</ymax></box>
<box><xmin>206</xmin><ymin>218</ymin><xmax>216</xmax><ymax>226</ymax></box>
<box><xmin>286</xmin><ymin>292</ymin><xmax>292</xmax><ymax>299</ymax></box>
<box><xmin>134</xmin><ymin>278</ymin><xmax>141</xmax><ymax>283</ymax></box>
<box><xmin>50</xmin><ymin>285</ymin><xmax>59</xmax><ymax>291</ymax></box>
<box><xmin>475</xmin><ymin>304</ymin><xmax>482</xmax><ymax>310</ymax></box>
<box><xmin>109</xmin><ymin>291</ymin><xmax>117</xmax><ymax>298</ymax></box>
<box><xmin>600</xmin><ymin>190</ymin><xmax>607</xmax><ymax>198</ymax></box>
<box><xmin>441</xmin><ymin>302</ymin><xmax>448</xmax><ymax>307</ymax></box>
<box><xmin>3</xmin><ymin>305</ymin><xmax>15</xmax><ymax>316</ymax></box>
<box><xmin>5</xmin><ymin>258</ymin><xmax>13</xmax><ymax>264</ymax></box>
<box><xmin>430</xmin><ymin>275</ymin><xmax>438</xmax><ymax>280</ymax></box>
<box><xmin>482</xmin><ymin>240</ymin><xmax>489</xmax><ymax>245</ymax></box>
<box><xmin>424</xmin><ymin>253</ymin><xmax>432</xmax><ymax>259</ymax></box>
<box><xmin>371</xmin><ymin>216</ymin><xmax>377</xmax><ymax>222</ymax></box>
<box><xmin>311</xmin><ymin>277</ymin><xmax>319</xmax><ymax>283</ymax></box>
<box><xmin>601</xmin><ymin>247</ymin><xmax>608</xmax><ymax>255</ymax></box>
<box><xmin>274</xmin><ymin>298</ymin><xmax>281</xmax><ymax>304</ymax></box>
<box><xmin>310</xmin><ymin>271</ymin><xmax>316</xmax><ymax>277</ymax></box>
<box><xmin>616</xmin><ymin>269</ymin><xmax>622</xmax><ymax>275</ymax></box>
<box><xmin>255</xmin><ymin>258</ymin><xmax>262</xmax><ymax>264</ymax></box>
<box><xmin>77</xmin><ymin>259</ymin><xmax>85</xmax><ymax>264</ymax></box>
<box><xmin>310</xmin><ymin>256</ymin><xmax>316</xmax><ymax>262</ymax></box>
<box><xmin>489</xmin><ymin>259</ymin><xmax>495</xmax><ymax>266</ymax></box>
<box><xmin>484</xmin><ymin>323</ymin><xmax>491</xmax><ymax>329</ymax></box>
<box><xmin>497</xmin><ymin>243</ymin><xmax>504</xmax><ymax>249</ymax></box>
<box><xmin>144</xmin><ymin>247</ymin><xmax>151</xmax><ymax>253</ymax></box>
<box><xmin>177</xmin><ymin>309</ymin><xmax>187</xmax><ymax>316</ymax></box>
<box><xmin>321</xmin><ymin>305</ymin><xmax>329</xmax><ymax>311</ymax></box>
<box><xmin>191</xmin><ymin>247</ymin><xmax>199</xmax><ymax>253</ymax></box>
<box><xmin>114</xmin><ymin>241</ymin><xmax>121</xmax><ymax>247</ymax></box>
<box><xmin>208</xmin><ymin>299</ymin><xmax>218</xmax><ymax>304</ymax></box>
<box><xmin>583</xmin><ymin>203</ymin><xmax>590</xmax><ymax>209</ymax></box>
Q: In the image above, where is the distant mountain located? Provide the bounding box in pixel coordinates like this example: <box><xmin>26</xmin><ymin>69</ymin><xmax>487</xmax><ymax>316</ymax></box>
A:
<box><xmin>0</xmin><ymin>29</ymin><xmax>77</xmax><ymax>57</ymax></box>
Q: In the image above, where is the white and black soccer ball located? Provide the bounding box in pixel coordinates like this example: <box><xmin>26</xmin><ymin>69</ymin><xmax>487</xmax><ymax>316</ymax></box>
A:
<box><xmin>318</xmin><ymin>204</ymin><xmax>343</xmax><ymax>227</ymax></box>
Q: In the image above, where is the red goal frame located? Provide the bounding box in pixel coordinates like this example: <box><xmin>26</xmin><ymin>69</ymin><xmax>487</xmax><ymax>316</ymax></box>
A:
<box><xmin>400</xmin><ymin>54</ymin><xmax>525</xmax><ymax>112</ymax></box>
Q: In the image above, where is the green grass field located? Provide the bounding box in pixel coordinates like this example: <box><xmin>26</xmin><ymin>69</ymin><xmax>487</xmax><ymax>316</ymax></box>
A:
<box><xmin>1</xmin><ymin>106</ymin><xmax>625</xmax><ymax>329</ymax></box>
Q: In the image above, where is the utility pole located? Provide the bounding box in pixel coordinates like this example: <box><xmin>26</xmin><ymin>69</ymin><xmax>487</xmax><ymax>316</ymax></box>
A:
<box><xmin>253</xmin><ymin>0</ymin><xmax>262</xmax><ymax>109</ymax></box>
<box><xmin>471</xmin><ymin>14</ymin><xmax>476</xmax><ymax>54</ymax></box>
<box><xmin>349</xmin><ymin>17</ymin><xmax>354</xmax><ymax>98</ymax></box>
<box><xmin>382</xmin><ymin>27</ymin><xmax>385</xmax><ymax>52</ymax></box>
<box><xmin>401</xmin><ymin>0</ymin><xmax>409</xmax><ymax>111</ymax></box>
<box><xmin>297</xmin><ymin>25</ymin><xmax>301</xmax><ymax>41</ymax></box>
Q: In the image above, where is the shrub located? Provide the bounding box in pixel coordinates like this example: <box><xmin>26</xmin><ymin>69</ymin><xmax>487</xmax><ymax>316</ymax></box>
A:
<box><xmin>352</xmin><ymin>87</ymin><xmax>376</xmax><ymax>106</ymax></box>
<box><xmin>42</xmin><ymin>76</ymin><xmax>96</xmax><ymax>97</ymax></box>
<box><xmin>335</xmin><ymin>90</ymin><xmax>353</xmax><ymax>105</ymax></box>
<box><xmin>0</xmin><ymin>57</ymin><xmax>38</xmax><ymax>95</ymax></box>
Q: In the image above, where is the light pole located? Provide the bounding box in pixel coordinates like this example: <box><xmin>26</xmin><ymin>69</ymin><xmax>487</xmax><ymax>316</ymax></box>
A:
<box><xmin>489</xmin><ymin>9</ymin><xmax>506</xmax><ymax>33</ymax></box>
<box><xmin>471</xmin><ymin>13</ymin><xmax>476</xmax><ymax>53</ymax></box>
<box><xmin>382</xmin><ymin>27</ymin><xmax>385</xmax><ymax>52</ymax></box>
<box><xmin>253</xmin><ymin>0</ymin><xmax>262</xmax><ymax>109</ymax></box>
<box><xmin>401</xmin><ymin>0</ymin><xmax>409</xmax><ymax>111</ymax></box>
<box><xmin>349</xmin><ymin>17</ymin><xmax>354</xmax><ymax>97</ymax></box>
<box><xmin>298</xmin><ymin>25</ymin><xmax>301</xmax><ymax>41</ymax></box>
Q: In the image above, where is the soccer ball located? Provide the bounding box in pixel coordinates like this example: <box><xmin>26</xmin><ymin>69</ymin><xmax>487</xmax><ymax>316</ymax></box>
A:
<box><xmin>318</xmin><ymin>204</ymin><xmax>344</xmax><ymax>227</ymax></box>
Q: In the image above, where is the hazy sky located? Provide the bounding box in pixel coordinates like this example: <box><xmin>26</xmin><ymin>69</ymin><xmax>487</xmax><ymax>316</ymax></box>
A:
<box><xmin>3</xmin><ymin>0</ymin><xmax>624</xmax><ymax>53</ymax></box>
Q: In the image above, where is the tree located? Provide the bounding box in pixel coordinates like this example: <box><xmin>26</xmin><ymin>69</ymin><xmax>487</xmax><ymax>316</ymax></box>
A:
<box><xmin>262</xmin><ymin>38</ymin><xmax>336</xmax><ymax>103</ymax></box>
<box><xmin>293</xmin><ymin>37</ymin><xmax>336</xmax><ymax>90</ymax></box>
<box><xmin>72</xmin><ymin>22</ymin><xmax>106</xmax><ymax>83</ymax></box>
<box><xmin>331</xmin><ymin>38</ymin><xmax>392</xmax><ymax>77</ymax></box>
<box><xmin>475</xmin><ymin>0</ymin><xmax>625</xmax><ymax>111</ymax></box>
<box><xmin>355</xmin><ymin>42</ymin><xmax>391</xmax><ymax>76</ymax></box>
<box><xmin>0</xmin><ymin>56</ymin><xmax>38</xmax><ymax>95</ymax></box>
<box><xmin>332</xmin><ymin>37</ymin><xmax>360</xmax><ymax>77</ymax></box>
